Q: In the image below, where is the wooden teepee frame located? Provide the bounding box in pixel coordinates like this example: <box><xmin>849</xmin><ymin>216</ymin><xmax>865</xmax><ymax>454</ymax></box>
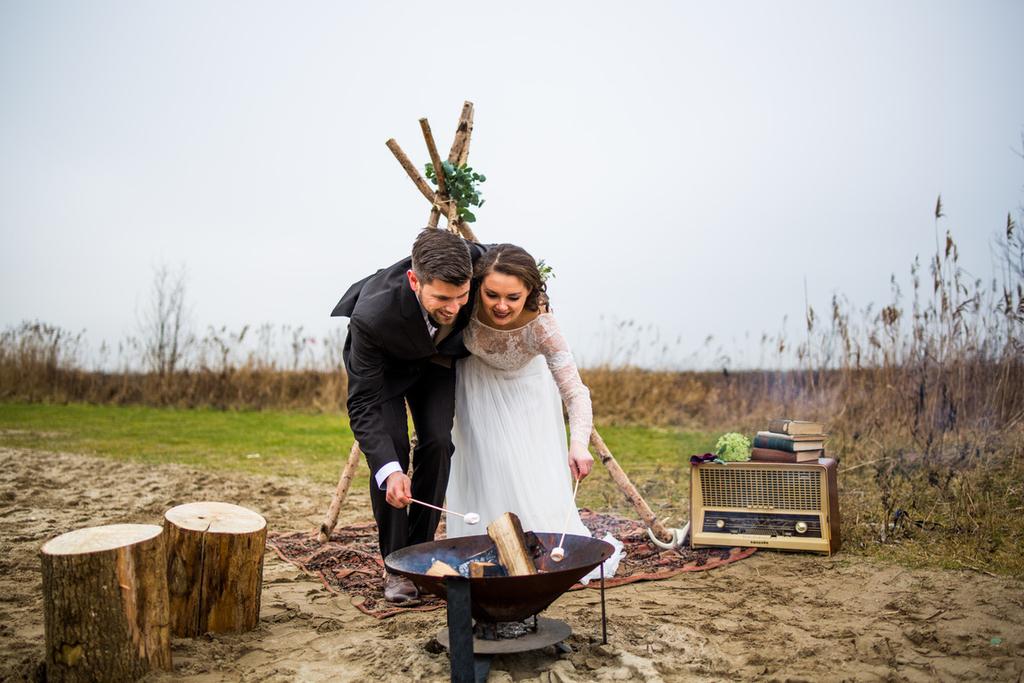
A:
<box><xmin>317</xmin><ymin>101</ymin><xmax>683</xmax><ymax>548</ymax></box>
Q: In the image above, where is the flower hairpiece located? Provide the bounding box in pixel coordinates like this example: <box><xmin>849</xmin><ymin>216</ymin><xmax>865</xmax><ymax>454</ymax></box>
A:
<box><xmin>537</xmin><ymin>259</ymin><xmax>555</xmax><ymax>284</ymax></box>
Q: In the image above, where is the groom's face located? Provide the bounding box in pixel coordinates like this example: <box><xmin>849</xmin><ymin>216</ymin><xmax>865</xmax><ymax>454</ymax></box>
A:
<box><xmin>407</xmin><ymin>270</ymin><xmax>471</xmax><ymax>325</ymax></box>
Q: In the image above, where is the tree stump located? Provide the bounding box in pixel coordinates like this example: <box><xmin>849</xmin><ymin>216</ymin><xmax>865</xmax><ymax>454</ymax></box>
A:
<box><xmin>40</xmin><ymin>523</ymin><xmax>172</xmax><ymax>682</ymax></box>
<box><xmin>163</xmin><ymin>502</ymin><xmax>267</xmax><ymax>637</ymax></box>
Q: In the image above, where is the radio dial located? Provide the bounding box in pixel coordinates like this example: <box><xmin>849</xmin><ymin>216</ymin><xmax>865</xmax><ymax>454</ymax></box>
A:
<box><xmin>795</xmin><ymin>521</ymin><xmax>808</xmax><ymax>534</ymax></box>
<box><xmin>715</xmin><ymin>519</ymin><xmax>726</xmax><ymax>529</ymax></box>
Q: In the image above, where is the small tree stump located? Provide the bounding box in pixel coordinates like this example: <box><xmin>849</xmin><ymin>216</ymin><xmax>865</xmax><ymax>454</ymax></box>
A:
<box><xmin>40</xmin><ymin>524</ymin><xmax>172</xmax><ymax>682</ymax></box>
<box><xmin>164</xmin><ymin>502</ymin><xmax>267</xmax><ymax>637</ymax></box>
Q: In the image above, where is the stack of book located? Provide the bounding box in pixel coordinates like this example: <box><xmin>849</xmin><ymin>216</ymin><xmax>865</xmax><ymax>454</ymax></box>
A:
<box><xmin>751</xmin><ymin>419</ymin><xmax>826</xmax><ymax>463</ymax></box>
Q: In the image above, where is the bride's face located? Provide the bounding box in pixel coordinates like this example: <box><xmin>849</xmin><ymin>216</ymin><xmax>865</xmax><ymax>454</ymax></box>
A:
<box><xmin>479</xmin><ymin>272</ymin><xmax>530</xmax><ymax>327</ymax></box>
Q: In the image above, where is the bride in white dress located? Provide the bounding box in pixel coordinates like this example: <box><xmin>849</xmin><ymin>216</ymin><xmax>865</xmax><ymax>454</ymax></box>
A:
<box><xmin>445</xmin><ymin>244</ymin><xmax>597</xmax><ymax>542</ymax></box>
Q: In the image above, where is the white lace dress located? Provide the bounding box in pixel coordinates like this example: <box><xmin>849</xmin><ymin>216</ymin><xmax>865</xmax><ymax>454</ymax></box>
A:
<box><xmin>445</xmin><ymin>313</ymin><xmax>594</xmax><ymax>540</ymax></box>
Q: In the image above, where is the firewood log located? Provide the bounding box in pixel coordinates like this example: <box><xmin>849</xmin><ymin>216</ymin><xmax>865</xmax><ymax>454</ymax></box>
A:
<box><xmin>164</xmin><ymin>502</ymin><xmax>266</xmax><ymax>637</ymax></box>
<box><xmin>426</xmin><ymin>560</ymin><xmax>459</xmax><ymax>577</ymax></box>
<box><xmin>41</xmin><ymin>524</ymin><xmax>172</xmax><ymax>682</ymax></box>
<box><xmin>486</xmin><ymin>512</ymin><xmax>537</xmax><ymax>576</ymax></box>
<box><xmin>468</xmin><ymin>561</ymin><xmax>500</xmax><ymax>578</ymax></box>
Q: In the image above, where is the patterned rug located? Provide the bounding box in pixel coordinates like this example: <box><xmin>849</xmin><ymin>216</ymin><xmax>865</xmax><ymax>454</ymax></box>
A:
<box><xmin>267</xmin><ymin>509</ymin><xmax>756</xmax><ymax>619</ymax></box>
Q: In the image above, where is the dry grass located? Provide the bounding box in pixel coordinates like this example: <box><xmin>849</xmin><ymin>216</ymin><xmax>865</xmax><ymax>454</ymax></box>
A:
<box><xmin>0</xmin><ymin>322</ymin><xmax>349</xmax><ymax>411</ymax></box>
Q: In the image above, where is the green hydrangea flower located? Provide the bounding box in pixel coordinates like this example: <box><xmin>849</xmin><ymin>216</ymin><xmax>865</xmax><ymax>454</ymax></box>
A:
<box><xmin>714</xmin><ymin>432</ymin><xmax>751</xmax><ymax>462</ymax></box>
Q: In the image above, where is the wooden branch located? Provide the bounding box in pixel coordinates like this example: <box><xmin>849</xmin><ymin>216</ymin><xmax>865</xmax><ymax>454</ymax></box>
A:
<box><xmin>419</xmin><ymin>118</ymin><xmax>447</xmax><ymax>197</ymax></box>
<box><xmin>318</xmin><ymin>441</ymin><xmax>362</xmax><ymax>543</ymax></box>
<box><xmin>447</xmin><ymin>101</ymin><xmax>474</xmax><ymax>165</ymax></box>
<box><xmin>385</xmin><ymin>138</ymin><xmax>436</xmax><ymax>205</ymax></box>
<box><xmin>440</xmin><ymin>102</ymin><xmax>478</xmax><ymax>242</ymax></box>
<box><xmin>457</xmin><ymin>104</ymin><xmax>474</xmax><ymax>166</ymax></box>
<box><xmin>420</xmin><ymin>117</ymin><xmax>453</xmax><ymax>232</ymax></box>
<box><xmin>445</xmin><ymin>200</ymin><xmax>460</xmax><ymax>234</ymax></box>
<box><xmin>453</xmin><ymin>219</ymin><xmax>479</xmax><ymax>242</ymax></box>
<box><xmin>590</xmin><ymin>428</ymin><xmax>674</xmax><ymax>543</ymax></box>
<box><xmin>427</xmin><ymin>206</ymin><xmax>441</xmax><ymax>229</ymax></box>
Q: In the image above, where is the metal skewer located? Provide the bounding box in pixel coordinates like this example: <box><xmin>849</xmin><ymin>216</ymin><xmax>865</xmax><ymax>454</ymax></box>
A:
<box><xmin>409</xmin><ymin>498</ymin><xmax>480</xmax><ymax>525</ymax></box>
<box><xmin>550</xmin><ymin>477</ymin><xmax>581</xmax><ymax>562</ymax></box>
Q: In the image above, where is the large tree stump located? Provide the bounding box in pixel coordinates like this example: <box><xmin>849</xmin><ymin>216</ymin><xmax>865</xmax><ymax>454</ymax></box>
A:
<box><xmin>40</xmin><ymin>523</ymin><xmax>172</xmax><ymax>682</ymax></box>
<box><xmin>164</xmin><ymin>502</ymin><xmax>267</xmax><ymax>637</ymax></box>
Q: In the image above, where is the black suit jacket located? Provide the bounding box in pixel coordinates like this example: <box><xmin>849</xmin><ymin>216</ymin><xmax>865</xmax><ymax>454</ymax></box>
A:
<box><xmin>330</xmin><ymin>243</ymin><xmax>486</xmax><ymax>475</ymax></box>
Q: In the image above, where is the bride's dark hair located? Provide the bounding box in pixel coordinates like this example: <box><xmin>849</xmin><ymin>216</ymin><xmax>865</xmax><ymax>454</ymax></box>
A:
<box><xmin>474</xmin><ymin>244</ymin><xmax>548</xmax><ymax>312</ymax></box>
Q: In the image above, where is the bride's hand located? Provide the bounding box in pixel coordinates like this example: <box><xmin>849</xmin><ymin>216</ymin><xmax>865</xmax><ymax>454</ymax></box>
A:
<box><xmin>568</xmin><ymin>442</ymin><xmax>594</xmax><ymax>481</ymax></box>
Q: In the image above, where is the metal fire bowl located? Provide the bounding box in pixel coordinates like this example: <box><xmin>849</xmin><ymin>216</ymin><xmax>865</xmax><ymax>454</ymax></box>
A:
<box><xmin>385</xmin><ymin>532</ymin><xmax>613</xmax><ymax>623</ymax></box>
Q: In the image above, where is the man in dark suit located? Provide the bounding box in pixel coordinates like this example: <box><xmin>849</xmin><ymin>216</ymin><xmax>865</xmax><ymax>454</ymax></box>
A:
<box><xmin>331</xmin><ymin>228</ymin><xmax>485</xmax><ymax>603</ymax></box>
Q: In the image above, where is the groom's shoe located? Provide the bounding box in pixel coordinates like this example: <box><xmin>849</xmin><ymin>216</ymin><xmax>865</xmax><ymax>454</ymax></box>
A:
<box><xmin>383</xmin><ymin>572</ymin><xmax>419</xmax><ymax>604</ymax></box>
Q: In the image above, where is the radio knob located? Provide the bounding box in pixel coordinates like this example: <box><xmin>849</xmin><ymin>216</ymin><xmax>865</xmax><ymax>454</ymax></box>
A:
<box><xmin>716</xmin><ymin>519</ymin><xmax>726</xmax><ymax>529</ymax></box>
<box><xmin>795</xmin><ymin>521</ymin><xmax>808</xmax><ymax>534</ymax></box>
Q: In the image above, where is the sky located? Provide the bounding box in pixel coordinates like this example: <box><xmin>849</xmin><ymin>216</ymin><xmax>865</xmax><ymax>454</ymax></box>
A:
<box><xmin>1</xmin><ymin>1</ymin><xmax>1022</xmax><ymax>370</ymax></box>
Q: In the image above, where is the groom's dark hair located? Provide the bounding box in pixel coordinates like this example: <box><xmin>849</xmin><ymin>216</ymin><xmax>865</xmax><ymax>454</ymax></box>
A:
<box><xmin>411</xmin><ymin>228</ymin><xmax>473</xmax><ymax>285</ymax></box>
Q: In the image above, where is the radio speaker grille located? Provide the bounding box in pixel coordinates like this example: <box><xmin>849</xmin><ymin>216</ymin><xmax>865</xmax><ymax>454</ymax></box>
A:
<box><xmin>699</xmin><ymin>468</ymin><xmax>821</xmax><ymax>510</ymax></box>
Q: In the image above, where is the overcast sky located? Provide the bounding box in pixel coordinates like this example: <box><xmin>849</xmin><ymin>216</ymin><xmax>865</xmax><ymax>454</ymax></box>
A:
<box><xmin>2</xmin><ymin>1</ymin><xmax>1022</xmax><ymax>369</ymax></box>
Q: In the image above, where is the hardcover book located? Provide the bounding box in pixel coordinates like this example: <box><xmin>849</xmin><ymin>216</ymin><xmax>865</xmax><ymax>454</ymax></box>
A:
<box><xmin>750</xmin><ymin>446</ymin><xmax>823</xmax><ymax>463</ymax></box>
<box><xmin>753</xmin><ymin>432</ymin><xmax>825</xmax><ymax>452</ymax></box>
<box><xmin>767</xmin><ymin>419</ymin><xmax>825</xmax><ymax>436</ymax></box>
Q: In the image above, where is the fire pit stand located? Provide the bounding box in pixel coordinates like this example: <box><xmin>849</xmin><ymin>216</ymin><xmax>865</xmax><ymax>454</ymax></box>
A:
<box><xmin>385</xmin><ymin>532</ymin><xmax>613</xmax><ymax>683</ymax></box>
<box><xmin>437</xmin><ymin>567</ymin><xmax>607</xmax><ymax>683</ymax></box>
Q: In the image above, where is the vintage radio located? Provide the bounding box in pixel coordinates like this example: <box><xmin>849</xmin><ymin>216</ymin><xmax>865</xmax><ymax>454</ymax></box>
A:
<box><xmin>690</xmin><ymin>458</ymin><xmax>841</xmax><ymax>555</ymax></box>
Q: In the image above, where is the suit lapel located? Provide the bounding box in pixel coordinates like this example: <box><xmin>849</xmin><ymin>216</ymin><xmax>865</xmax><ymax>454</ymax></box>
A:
<box><xmin>399</xmin><ymin>278</ymin><xmax>437</xmax><ymax>356</ymax></box>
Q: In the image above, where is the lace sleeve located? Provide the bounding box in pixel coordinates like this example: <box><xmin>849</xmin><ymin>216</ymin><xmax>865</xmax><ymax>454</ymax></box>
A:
<box><xmin>534</xmin><ymin>315</ymin><xmax>593</xmax><ymax>447</ymax></box>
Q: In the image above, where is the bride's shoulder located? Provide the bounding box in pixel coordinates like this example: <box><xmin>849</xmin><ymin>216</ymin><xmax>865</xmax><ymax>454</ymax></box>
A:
<box><xmin>531</xmin><ymin>311</ymin><xmax>565</xmax><ymax>339</ymax></box>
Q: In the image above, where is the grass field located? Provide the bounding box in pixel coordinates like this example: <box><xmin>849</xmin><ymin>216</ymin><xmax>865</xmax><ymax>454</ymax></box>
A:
<box><xmin>0</xmin><ymin>402</ymin><xmax>715</xmax><ymax>517</ymax></box>
<box><xmin>4</xmin><ymin>401</ymin><xmax>1021</xmax><ymax>577</ymax></box>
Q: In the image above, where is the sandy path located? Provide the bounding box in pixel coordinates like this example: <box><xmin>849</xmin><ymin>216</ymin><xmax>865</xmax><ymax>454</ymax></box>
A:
<box><xmin>1</xmin><ymin>447</ymin><xmax>1021</xmax><ymax>682</ymax></box>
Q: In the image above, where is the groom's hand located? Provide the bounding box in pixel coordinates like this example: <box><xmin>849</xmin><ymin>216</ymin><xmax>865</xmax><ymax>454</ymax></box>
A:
<box><xmin>568</xmin><ymin>442</ymin><xmax>594</xmax><ymax>480</ymax></box>
<box><xmin>385</xmin><ymin>472</ymin><xmax>413</xmax><ymax>508</ymax></box>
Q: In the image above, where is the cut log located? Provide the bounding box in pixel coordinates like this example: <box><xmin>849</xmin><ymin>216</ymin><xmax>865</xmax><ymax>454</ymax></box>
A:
<box><xmin>426</xmin><ymin>560</ymin><xmax>459</xmax><ymax>577</ymax></box>
<box><xmin>164</xmin><ymin>502</ymin><xmax>267</xmax><ymax>637</ymax></box>
<box><xmin>41</xmin><ymin>524</ymin><xmax>172</xmax><ymax>682</ymax></box>
<box><xmin>468</xmin><ymin>561</ymin><xmax>501</xmax><ymax>578</ymax></box>
<box><xmin>486</xmin><ymin>512</ymin><xmax>537</xmax><ymax>576</ymax></box>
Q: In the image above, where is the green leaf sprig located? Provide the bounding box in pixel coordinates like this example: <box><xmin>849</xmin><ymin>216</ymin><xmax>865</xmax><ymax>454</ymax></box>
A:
<box><xmin>425</xmin><ymin>161</ymin><xmax>486</xmax><ymax>223</ymax></box>
<box><xmin>536</xmin><ymin>259</ymin><xmax>555</xmax><ymax>284</ymax></box>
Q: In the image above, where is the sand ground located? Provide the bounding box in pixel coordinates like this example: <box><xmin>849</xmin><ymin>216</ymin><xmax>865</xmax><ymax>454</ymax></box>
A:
<box><xmin>1</xmin><ymin>447</ymin><xmax>1022</xmax><ymax>682</ymax></box>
